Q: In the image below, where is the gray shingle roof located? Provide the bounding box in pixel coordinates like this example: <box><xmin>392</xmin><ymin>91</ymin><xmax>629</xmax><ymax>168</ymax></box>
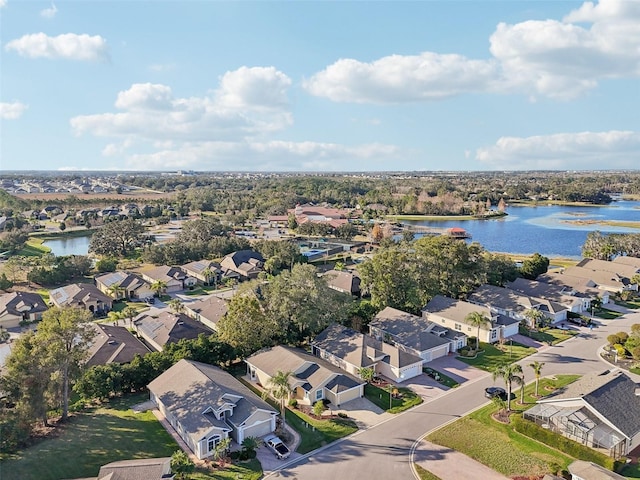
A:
<box><xmin>86</xmin><ymin>323</ymin><xmax>150</xmax><ymax>366</ymax></box>
<box><xmin>0</xmin><ymin>291</ymin><xmax>48</xmax><ymax>317</ymax></box>
<box><xmin>97</xmin><ymin>457</ymin><xmax>173</xmax><ymax>480</ymax></box>
<box><xmin>134</xmin><ymin>312</ymin><xmax>212</xmax><ymax>350</ymax></box>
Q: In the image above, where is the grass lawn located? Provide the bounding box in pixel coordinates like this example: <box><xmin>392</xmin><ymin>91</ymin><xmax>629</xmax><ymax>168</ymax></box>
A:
<box><xmin>595</xmin><ymin>308</ymin><xmax>625</xmax><ymax>320</ymax></box>
<box><xmin>423</xmin><ymin>367</ymin><xmax>459</xmax><ymax>388</ymax></box>
<box><xmin>112</xmin><ymin>301</ymin><xmax>148</xmax><ymax>313</ymax></box>
<box><xmin>519</xmin><ymin>327</ymin><xmax>578</xmax><ymax>345</ymax></box>
<box><xmin>615</xmin><ymin>299</ymin><xmax>640</xmax><ymax>310</ymax></box>
<box><xmin>0</xmin><ymin>395</ymin><xmax>178</xmax><ymax>480</ymax></box>
<box><xmin>16</xmin><ymin>239</ymin><xmax>51</xmax><ymax>257</ymax></box>
<box><xmin>183</xmin><ymin>287</ymin><xmax>208</xmax><ymax>296</ymax></box>
<box><xmin>414</xmin><ymin>464</ymin><xmax>443</xmax><ymax>480</ymax></box>
<box><xmin>285</xmin><ymin>408</ymin><xmax>358</xmax><ymax>454</ymax></box>
<box><xmin>458</xmin><ymin>342</ymin><xmax>537</xmax><ymax>371</ymax></box>
<box><xmin>364</xmin><ymin>383</ymin><xmax>423</xmax><ymax>413</ymax></box>
<box><xmin>427</xmin><ymin>375</ymin><xmax>579</xmax><ymax>478</ymax></box>
<box><xmin>191</xmin><ymin>460</ymin><xmax>262</xmax><ymax>480</ymax></box>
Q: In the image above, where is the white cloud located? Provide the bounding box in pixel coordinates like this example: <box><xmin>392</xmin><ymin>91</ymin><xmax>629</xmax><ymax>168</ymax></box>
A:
<box><xmin>40</xmin><ymin>3</ymin><xmax>57</xmax><ymax>18</ymax></box>
<box><xmin>0</xmin><ymin>0</ymin><xmax>7</xmax><ymax>8</ymax></box>
<box><xmin>476</xmin><ymin>130</ymin><xmax>640</xmax><ymax>170</ymax></box>
<box><xmin>217</xmin><ymin>66</ymin><xmax>292</xmax><ymax>108</ymax></box>
<box><xmin>306</xmin><ymin>0</ymin><xmax>640</xmax><ymax>103</ymax></box>
<box><xmin>5</xmin><ymin>33</ymin><xmax>109</xmax><ymax>61</ymax></box>
<box><xmin>149</xmin><ymin>63</ymin><xmax>177</xmax><ymax>72</ymax></box>
<box><xmin>0</xmin><ymin>101</ymin><xmax>28</xmax><ymax>119</ymax></box>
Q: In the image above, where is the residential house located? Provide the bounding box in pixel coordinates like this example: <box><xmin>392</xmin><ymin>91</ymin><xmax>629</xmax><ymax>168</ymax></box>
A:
<box><xmin>368</xmin><ymin>306</ymin><xmax>460</xmax><ymax>363</ymax></box>
<box><xmin>181</xmin><ymin>260</ymin><xmax>222</xmax><ymax>286</ymax></box>
<box><xmin>561</xmin><ymin>266</ymin><xmax>637</xmax><ymax>294</ymax></box>
<box><xmin>246</xmin><ymin>345</ymin><xmax>366</xmax><ymax>407</ymax></box>
<box><xmin>95</xmin><ymin>271</ymin><xmax>154</xmax><ymax>301</ymax></box>
<box><xmin>524</xmin><ymin>370</ymin><xmax>640</xmax><ymax>458</ymax></box>
<box><xmin>613</xmin><ymin>255</ymin><xmax>640</xmax><ymax>270</ymax></box>
<box><xmin>148</xmin><ymin>359</ymin><xmax>277</xmax><ymax>459</ymax></box>
<box><xmin>220</xmin><ymin>250</ymin><xmax>264</xmax><ymax>280</ymax></box>
<box><xmin>506</xmin><ymin>277</ymin><xmax>590</xmax><ymax>314</ymax></box>
<box><xmin>184</xmin><ymin>296</ymin><xmax>228</xmax><ymax>332</ymax></box>
<box><xmin>567</xmin><ymin>460</ymin><xmax>627</xmax><ymax>480</ymax></box>
<box><xmin>85</xmin><ymin>323</ymin><xmax>150</xmax><ymax>366</ymax></box>
<box><xmin>578</xmin><ymin>258</ymin><xmax>640</xmax><ymax>278</ymax></box>
<box><xmin>0</xmin><ymin>291</ymin><xmax>48</xmax><ymax>328</ymax></box>
<box><xmin>423</xmin><ymin>294</ymin><xmax>521</xmax><ymax>342</ymax></box>
<box><xmin>134</xmin><ymin>311</ymin><xmax>213</xmax><ymax>351</ymax></box>
<box><xmin>537</xmin><ymin>272</ymin><xmax>610</xmax><ymax>305</ymax></box>
<box><xmin>140</xmin><ymin>266</ymin><xmax>197</xmax><ymax>293</ymax></box>
<box><xmin>49</xmin><ymin>283</ymin><xmax>112</xmax><ymax>316</ymax></box>
<box><xmin>467</xmin><ymin>284</ymin><xmax>568</xmax><ymax>326</ymax></box>
<box><xmin>288</xmin><ymin>204</ymin><xmax>350</xmax><ymax>229</ymax></box>
<box><xmin>312</xmin><ymin>323</ymin><xmax>424</xmax><ymax>382</ymax></box>
<box><xmin>323</xmin><ymin>270</ymin><xmax>361</xmax><ymax>296</ymax></box>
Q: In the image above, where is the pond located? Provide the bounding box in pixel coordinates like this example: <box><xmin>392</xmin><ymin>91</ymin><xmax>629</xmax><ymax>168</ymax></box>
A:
<box><xmin>43</xmin><ymin>235</ymin><xmax>92</xmax><ymax>257</ymax></box>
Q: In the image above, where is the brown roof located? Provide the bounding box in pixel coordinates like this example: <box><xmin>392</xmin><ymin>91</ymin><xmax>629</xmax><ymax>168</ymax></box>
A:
<box><xmin>0</xmin><ymin>291</ymin><xmax>48</xmax><ymax>317</ymax></box>
<box><xmin>185</xmin><ymin>296</ymin><xmax>228</xmax><ymax>327</ymax></box>
<box><xmin>134</xmin><ymin>311</ymin><xmax>212</xmax><ymax>350</ymax></box>
<box><xmin>50</xmin><ymin>283</ymin><xmax>112</xmax><ymax>308</ymax></box>
<box><xmin>323</xmin><ymin>270</ymin><xmax>361</xmax><ymax>295</ymax></box>
<box><xmin>97</xmin><ymin>457</ymin><xmax>173</xmax><ymax>480</ymax></box>
<box><xmin>86</xmin><ymin>323</ymin><xmax>150</xmax><ymax>366</ymax></box>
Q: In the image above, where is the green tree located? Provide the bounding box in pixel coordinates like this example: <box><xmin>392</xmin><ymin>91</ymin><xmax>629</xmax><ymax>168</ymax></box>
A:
<box><xmin>313</xmin><ymin>400</ymin><xmax>326</xmax><ymax>417</ymax></box>
<box><xmin>213</xmin><ymin>437</ymin><xmax>231</xmax><ymax>465</ymax></box>
<box><xmin>168</xmin><ymin>299</ymin><xmax>185</xmax><ymax>315</ymax></box>
<box><xmin>95</xmin><ymin>257</ymin><xmax>118</xmax><ymax>273</ymax></box>
<box><xmin>465</xmin><ymin>311</ymin><xmax>490</xmax><ymax>351</ymax></box>
<box><xmin>150</xmin><ymin>280</ymin><xmax>167</xmax><ymax>297</ymax></box>
<box><xmin>529</xmin><ymin>361</ymin><xmax>545</xmax><ymax>397</ymax></box>
<box><xmin>492</xmin><ymin>362</ymin><xmax>523</xmax><ymax>412</ymax></box>
<box><xmin>0</xmin><ymin>272</ymin><xmax>13</xmax><ymax>290</ymax></box>
<box><xmin>171</xmin><ymin>449</ymin><xmax>195</xmax><ymax>480</ymax></box>
<box><xmin>524</xmin><ymin>309</ymin><xmax>545</xmax><ymax>330</ymax></box>
<box><xmin>37</xmin><ymin>307</ymin><xmax>95</xmax><ymax>421</ymax></box>
<box><xmin>263</xmin><ymin>370</ymin><xmax>292</xmax><ymax>428</ymax></box>
<box><xmin>241</xmin><ymin>436</ymin><xmax>260</xmax><ymax>459</ymax></box>
<box><xmin>107</xmin><ymin>284</ymin><xmax>126</xmax><ymax>301</ymax></box>
<box><xmin>122</xmin><ymin>306</ymin><xmax>138</xmax><ymax>327</ymax></box>
<box><xmin>357</xmin><ymin>366</ymin><xmax>375</xmax><ymax>382</ymax></box>
<box><xmin>89</xmin><ymin>218</ymin><xmax>145</xmax><ymax>257</ymax></box>
<box><xmin>519</xmin><ymin>253</ymin><xmax>550</xmax><ymax>280</ymax></box>
<box><xmin>108</xmin><ymin>310</ymin><xmax>124</xmax><ymax>326</ymax></box>
<box><xmin>218</xmin><ymin>295</ymin><xmax>274</xmax><ymax>356</ymax></box>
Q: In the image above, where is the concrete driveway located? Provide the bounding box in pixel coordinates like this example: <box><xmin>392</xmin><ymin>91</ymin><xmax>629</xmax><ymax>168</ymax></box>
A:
<box><xmin>399</xmin><ymin>373</ymin><xmax>448</xmax><ymax>401</ymax></box>
<box><xmin>257</xmin><ymin>443</ymin><xmax>303</xmax><ymax>475</ymax></box>
<box><xmin>329</xmin><ymin>396</ymin><xmax>392</xmax><ymax>429</ymax></box>
<box><xmin>413</xmin><ymin>441</ymin><xmax>509</xmax><ymax>480</ymax></box>
<box><xmin>428</xmin><ymin>355</ymin><xmax>489</xmax><ymax>384</ymax></box>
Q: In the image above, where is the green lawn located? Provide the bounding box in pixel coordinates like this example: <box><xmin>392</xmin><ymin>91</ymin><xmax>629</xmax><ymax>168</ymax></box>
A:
<box><xmin>0</xmin><ymin>395</ymin><xmax>178</xmax><ymax>480</ymax></box>
<box><xmin>285</xmin><ymin>409</ymin><xmax>358</xmax><ymax>454</ymax></box>
<box><xmin>364</xmin><ymin>383</ymin><xmax>423</xmax><ymax>413</ymax></box>
<box><xmin>519</xmin><ymin>327</ymin><xmax>578</xmax><ymax>345</ymax></box>
<box><xmin>112</xmin><ymin>301</ymin><xmax>148</xmax><ymax>313</ymax></box>
<box><xmin>427</xmin><ymin>375</ymin><xmax>581</xmax><ymax>478</ymax></box>
<box><xmin>191</xmin><ymin>460</ymin><xmax>262</xmax><ymax>480</ymax></box>
<box><xmin>595</xmin><ymin>308</ymin><xmax>625</xmax><ymax>320</ymax></box>
<box><xmin>615</xmin><ymin>299</ymin><xmax>640</xmax><ymax>310</ymax></box>
<box><xmin>414</xmin><ymin>464</ymin><xmax>443</xmax><ymax>480</ymax></box>
<box><xmin>423</xmin><ymin>367</ymin><xmax>459</xmax><ymax>388</ymax></box>
<box><xmin>458</xmin><ymin>342</ymin><xmax>537</xmax><ymax>371</ymax></box>
<box><xmin>16</xmin><ymin>239</ymin><xmax>51</xmax><ymax>257</ymax></box>
<box><xmin>183</xmin><ymin>287</ymin><xmax>208</xmax><ymax>296</ymax></box>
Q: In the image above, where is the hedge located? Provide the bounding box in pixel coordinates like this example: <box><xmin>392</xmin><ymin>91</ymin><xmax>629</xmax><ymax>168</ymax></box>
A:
<box><xmin>512</xmin><ymin>416</ymin><xmax>622</xmax><ymax>472</ymax></box>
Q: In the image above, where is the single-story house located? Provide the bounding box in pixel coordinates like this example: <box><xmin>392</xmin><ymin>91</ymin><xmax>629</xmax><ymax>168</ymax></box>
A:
<box><xmin>181</xmin><ymin>260</ymin><xmax>222</xmax><ymax>286</ymax></box>
<box><xmin>524</xmin><ymin>370</ymin><xmax>640</xmax><ymax>459</ymax></box>
<box><xmin>312</xmin><ymin>323</ymin><xmax>424</xmax><ymax>382</ymax></box>
<box><xmin>220</xmin><ymin>250</ymin><xmax>264</xmax><ymax>280</ymax></box>
<box><xmin>184</xmin><ymin>296</ymin><xmax>228</xmax><ymax>332</ymax></box>
<box><xmin>467</xmin><ymin>284</ymin><xmax>568</xmax><ymax>326</ymax></box>
<box><xmin>578</xmin><ymin>258</ymin><xmax>640</xmax><ymax>278</ymax></box>
<box><xmin>323</xmin><ymin>270</ymin><xmax>361</xmax><ymax>296</ymax></box>
<box><xmin>134</xmin><ymin>311</ymin><xmax>213</xmax><ymax>351</ymax></box>
<box><xmin>95</xmin><ymin>271</ymin><xmax>154</xmax><ymax>301</ymax></box>
<box><xmin>0</xmin><ymin>291</ymin><xmax>48</xmax><ymax>329</ymax></box>
<box><xmin>149</xmin><ymin>359</ymin><xmax>277</xmax><ymax>459</ymax></box>
<box><xmin>568</xmin><ymin>460</ymin><xmax>627</xmax><ymax>480</ymax></box>
<box><xmin>369</xmin><ymin>306</ymin><xmax>461</xmax><ymax>363</ymax></box>
<box><xmin>68</xmin><ymin>457</ymin><xmax>174</xmax><ymax>480</ymax></box>
<box><xmin>246</xmin><ymin>345</ymin><xmax>366</xmax><ymax>408</ymax></box>
<box><xmin>537</xmin><ymin>272</ymin><xmax>610</xmax><ymax>305</ymax></box>
<box><xmin>139</xmin><ymin>266</ymin><xmax>197</xmax><ymax>293</ymax></box>
<box><xmin>423</xmin><ymin>294</ymin><xmax>521</xmax><ymax>342</ymax></box>
<box><xmin>562</xmin><ymin>266</ymin><xmax>637</xmax><ymax>294</ymax></box>
<box><xmin>49</xmin><ymin>283</ymin><xmax>112</xmax><ymax>316</ymax></box>
<box><xmin>613</xmin><ymin>255</ymin><xmax>640</xmax><ymax>270</ymax></box>
<box><xmin>506</xmin><ymin>277</ymin><xmax>590</xmax><ymax>314</ymax></box>
<box><xmin>85</xmin><ymin>323</ymin><xmax>150</xmax><ymax>366</ymax></box>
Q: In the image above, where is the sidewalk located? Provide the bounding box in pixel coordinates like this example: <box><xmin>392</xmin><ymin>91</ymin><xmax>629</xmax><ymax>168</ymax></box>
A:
<box><xmin>413</xmin><ymin>440</ymin><xmax>509</xmax><ymax>480</ymax></box>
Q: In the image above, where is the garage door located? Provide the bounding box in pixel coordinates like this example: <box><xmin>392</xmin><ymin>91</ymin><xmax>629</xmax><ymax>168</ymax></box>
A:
<box><xmin>243</xmin><ymin>420</ymin><xmax>273</xmax><ymax>441</ymax></box>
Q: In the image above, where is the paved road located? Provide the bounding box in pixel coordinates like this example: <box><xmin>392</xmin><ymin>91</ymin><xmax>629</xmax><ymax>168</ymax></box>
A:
<box><xmin>266</xmin><ymin>310</ymin><xmax>640</xmax><ymax>480</ymax></box>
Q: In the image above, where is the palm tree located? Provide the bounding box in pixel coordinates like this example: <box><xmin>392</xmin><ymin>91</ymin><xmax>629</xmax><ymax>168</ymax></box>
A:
<box><xmin>492</xmin><ymin>362</ymin><xmax>523</xmax><ymax>411</ymax></box>
<box><xmin>263</xmin><ymin>370</ymin><xmax>293</xmax><ymax>428</ymax></box>
<box><xmin>122</xmin><ymin>306</ymin><xmax>138</xmax><ymax>327</ymax></box>
<box><xmin>524</xmin><ymin>308</ymin><xmax>545</xmax><ymax>330</ymax></box>
<box><xmin>465</xmin><ymin>311</ymin><xmax>490</xmax><ymax>351</ymax></box>
<box><xmin>358</xmin><ymin>366</ymin><xmax>375</xmax><ymax>383</ymax></box>
<box><xmin>107</xmin><ymin>284</ymin><xmax>126</xmax><ymax>301</ymax></box>
<box><xmin>202</xmin><ymin>267</ymin><xmax>215</xmax><ymax>287</ymax></box>
<box><xmin>213</xmin><ymin>437</ymin><xmax>231</xmax><ymax>465</ymax></box>
<box><xmin>107</xmin><ymin>310</ymin><xmax>124</xmax><ymax>326</ymax></box>
<box><xmin>150</xmin><ymin>280</ymin><xmax>167</xmax><ymax>297</ymax></box>
<box><xmin>168</xmin><ymin>299</ymin><xmax>185</xmax><ymax>315</ymax></box>
<box><xmin>529</xmin><ymin>360</ymin><xmax>545</xmax><ymax>397</ymax></box>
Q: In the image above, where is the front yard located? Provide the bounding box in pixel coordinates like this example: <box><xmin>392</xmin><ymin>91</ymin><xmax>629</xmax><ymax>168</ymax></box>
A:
<box><xmin>427</xmin><ymin>375</ymin><xmax>589</xmax><ymax>478</ymax></box>
<box><xmin>595</xmin><ymin>307</ymin><xmax>625</xmax><ymax>320</ymax></box>
<box><xmin>285</xmin><ymin>409</ymin><xmax>358</xmax><ymax>454</ymax></box>
<box><xmin>364</xmin><ymin>383</ymin><xmax>423</xmax><ymax>413</ymax></box>
<box><xmin>458</xmin><ymin>342</ymin><xmax>537</xmax><ymax>371</ymax></box>
<box><xmin>518</xmin><ymin>326</ymin><xmax>578</xmax><ymax>345</ymax></box>
<box><xmin>0</xmin><ymin>394</ymin><xmax>263</xmax><ymax>480</ymax></box>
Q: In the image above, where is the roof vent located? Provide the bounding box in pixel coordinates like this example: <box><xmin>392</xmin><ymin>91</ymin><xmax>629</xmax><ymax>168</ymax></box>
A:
<box><xmin>635</xmin><ymin>387</ymin><xmax>640</xmax><ymax>397</ymax></box>
<box><xmin>178</xmin><ymin>321</ymin><xmax>184</xmax><ymax>325</ymax></box>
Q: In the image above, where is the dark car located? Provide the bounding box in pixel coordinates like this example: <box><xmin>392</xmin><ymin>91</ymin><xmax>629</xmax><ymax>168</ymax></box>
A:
<box><xmin>484</xmin><ymin>386</ymin><xmax>507</xmax><ymax>400</ymax></box>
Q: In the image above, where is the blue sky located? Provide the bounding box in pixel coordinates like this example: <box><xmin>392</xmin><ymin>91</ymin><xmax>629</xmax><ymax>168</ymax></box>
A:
<box><xmin>1</xmin><ymin>0</ymin><xmax>639</xmax><ymax>172</ymax></box>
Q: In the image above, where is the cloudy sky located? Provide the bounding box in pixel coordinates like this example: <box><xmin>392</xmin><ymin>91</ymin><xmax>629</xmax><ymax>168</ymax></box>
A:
<box><xmin>1</xmin><ymin>0</ymin><xmax>639</xmax><ymax>172</ymax></box>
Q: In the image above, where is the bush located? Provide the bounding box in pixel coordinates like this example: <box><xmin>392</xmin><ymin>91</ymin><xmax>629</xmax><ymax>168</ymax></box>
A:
<box><xmin>615</xmin><ymin>331</ymin><xmax>629</xmax><ymax>343</ymax></box>
<box><xmin>607</xmin><ymin>334</ymin><xmax>621</xmax><ymax>346</ymax></box>
<box><xmin>288</xmin><ymin>398</ymin><xmax>298</xmax><ymax>408</ymax></box>
<box><xmin>614</xmin><ymin>344</ymin><xmax>627</xmax><ymax>358</ymax></box>
<box><xmin>459</xmin><ymin>347</ymin><xmax>470</xmax><ymax>355</ymax></box>
<box><xmin>512</xmin><ymin>416</ymin><xmax>620</xmax><ymax>471</ymax></box>
<box><xmin>337</xmin><ymin>412</ymin><xmax>348</xmax><ymax>418</ymax></box>
<box><xmin>229</xmin><ymin>451</ymin><xmax>240</xmax><ymax>460</ymax></box>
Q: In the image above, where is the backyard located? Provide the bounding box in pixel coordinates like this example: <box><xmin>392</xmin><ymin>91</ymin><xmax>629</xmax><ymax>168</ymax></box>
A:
<box><xmin>458</xmin><ymin>342</ymin><xmax>537</xmax><ymax>371</ymax></box>
<box><xmin>0</xmin><ymin>394</ymin><xmax>262</xmax><ymax>480</ymax></box>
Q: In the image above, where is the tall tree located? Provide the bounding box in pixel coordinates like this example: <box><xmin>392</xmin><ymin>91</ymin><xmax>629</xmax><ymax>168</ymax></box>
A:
<box><xmin>465</xmin><ymin>311</ymin><xmax>490</xmax><ymax>351</ymax></box>
<box><xmin>492</xmin><ymin>363</ymin><xmax>523</xmax><ymax>412</ymax></box>
<box><xmin>524</xmin><ymin>309</ymin><xmax>545</xmax><ymax>330</ymax></box>
<box><xmin>519</xmin><ymin>253</ymin><xmax>550</xmax><ymax>280</ymax></box>
<box><xmin>217</xmin><ymin>295</ymin><xmax>274</xmax><ymax>356</ymax></box>
<box><xmin>263</xmin><ymin>370</ymin><xmax>293</xmax><ymax>428</ymax></box>
<box><xmin>89</xmin><ymin>218</ymin><xmax>145</xmax><ymax>257</ymax></box>
<box><xmin>529</xmin><ymin>361</ymin><xmax>545</xmax><ymax>397</ymax></box>
<box><xmin>37</xmin><ymin>307</ymin><xmax>95</xmax><ymax>421</ymax></box>
<box><xmin>168</xmin><ymin>299</ymin><xmax>185</xmax><ymax>315</ymax></box>
<box><xmin>150</xmin><ymin>280</ymin><xmax>167</xmax><ymax>297</ymax></box>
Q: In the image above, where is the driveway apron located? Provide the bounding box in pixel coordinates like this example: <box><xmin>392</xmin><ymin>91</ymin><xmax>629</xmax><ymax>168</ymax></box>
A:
<box><xmin>428</xmin><ymin>355</ymin><xmax>489</xmax><ymax>384</ymax></box>
<box><xmin>414</xmin><ymin>441</ymin><xmax>509</xmax><ymax>480</ymax></box>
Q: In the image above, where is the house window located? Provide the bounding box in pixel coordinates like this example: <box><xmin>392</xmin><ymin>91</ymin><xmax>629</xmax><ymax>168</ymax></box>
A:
<box><xmin>207</xmin><ymin>435</ymin><xmax>220</xmax><ymax>452</ymax></box>
<box><xmin>467</xmin><ymin>327</ymin><xmax>472</xmax><ymax>332</ymax></box>
<box><xmin>315</xmin><ymin>389</ymin><xmax>323</xmax><ymax>401</ymax></box>
<box><xmin>454</xmin><ymin>323</ymin><xmax>461</xmax><ymax>331</ymax></box>
<box><xmin>491</xmin><ymin>330</ymin><xmax>498</xmax><ymax>340</ymax></box>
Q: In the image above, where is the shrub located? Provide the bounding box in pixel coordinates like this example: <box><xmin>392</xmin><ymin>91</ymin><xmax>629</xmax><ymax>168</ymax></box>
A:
<box><xmin>615</xmin><ymin>331</ymin><xmax>629</xmax><ymax>343</ymax></box>
<box><xmin>607</xmin><ymin>334</ymin><xmax>621</xmax><ymax>346</ymax></box>
<box><xmin>337</xmin><ymin>412</ymin><xmax>348</xmax><ymax>418</ymax></box>
<box><xmin>512</xmin><ymin>416</ymin><xmax>620</xmax><ymax>471</ymax></box>
<box><xmin>632</xmin><ymin>347</ymin><xmax>640</xmax><ymax>361</ymax></box>
<box><xmin>614</xmin><ymin>344</ymin><xmax>627</xmax><ymax>358</ymax></box>
<box><xmin>288</xmin><ymin>399</ymin><xmax>298</xmax><ymax>408</ymax></box>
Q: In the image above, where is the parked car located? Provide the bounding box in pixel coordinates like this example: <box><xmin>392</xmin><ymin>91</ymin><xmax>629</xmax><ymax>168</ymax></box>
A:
<box><xmin>264</xmin><ymin>434</ymin><xmax>291</xmax><ymax>460</ymax></box>
<box><xmin>484</xmin><ymin>386</ymin><xmax>507</xmax><ymax>400</ymax></box>
<box><xmin>567</xmin><ymin>316</ymin><xmax>589</xmax><ymax>327</ymax></box>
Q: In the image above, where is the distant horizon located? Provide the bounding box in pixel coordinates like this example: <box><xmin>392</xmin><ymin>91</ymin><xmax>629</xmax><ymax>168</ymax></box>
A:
<box><xmin>2</xmin><ymin>0</ymin><xmax>639</xmax><ymax>171</ymax></box>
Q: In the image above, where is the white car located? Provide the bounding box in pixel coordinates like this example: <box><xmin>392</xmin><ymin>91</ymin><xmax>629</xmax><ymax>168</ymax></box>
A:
<box><xmin>264</xmin><ymin>434</ymin><xmax>290</xmax><ymax>460</ymax></box>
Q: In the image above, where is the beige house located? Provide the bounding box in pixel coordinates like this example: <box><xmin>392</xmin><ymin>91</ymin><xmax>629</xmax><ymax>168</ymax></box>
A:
<box><xmin>506</xmin><ymin>277</ymin><xmax>590</xmax><ymax>314</ymax></box>
<box><xmin>95</xmin><ymin>271</ymin><xmax>153</xmax><ymax>301</ymax></box>
<box><xmin>0</xmin><ymin>291</ymin><xmax>48</xmax><ymax>328</ymax></box>
<box><xmin>134</xmin><ymin>311</ymin><xmax>212</xmax><ymax>351</ymax></box>
<box><xmin>246</xmin><ymin>345</ymin><xmax>365</xmax><ymax>408</ymax></box>
<box><xmin>49</xmin><ymin>283</ymin><xmax>112</xmax><ymax>316</ymax></box>
<box><xmin>181</xmin><ymin>260</ymin><xmax>222</xmax><ymax>286</ymax></box>
<box><xmin>537</xmin><ymin>272</ymin><xmax>610</xmax><ymax>305</ymax></box>
<box><xmin>184</xmin><ymin>296</ymin><xmax>228</xmax><ymax>332</ymax></box>
<box><xmin>139</xmin><ymin>266</ymin><xmax>197</xmax><ymax>293</ymax></box>
<box><xmin>220</xmin><ymin>250</ymin><xmax>264</xmax><ymax>280</ymax></box>
<box><xmin>85</xmin><ymin>323</ymin><xmax>150</xmax><ymax>366</ymax></box>
<box><xmin>149</xmin><ymin>359</ymin><xmax>277</xmax><ymax>459</ymax></box>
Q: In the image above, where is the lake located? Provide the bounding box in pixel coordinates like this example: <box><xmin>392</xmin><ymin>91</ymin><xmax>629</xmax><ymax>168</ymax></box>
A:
<box><xmin>43</xmin><ymin>235</ymin><xmax>92</xmax><ymax>256</ymax></box>
<box><xmin>404</xmin><ymin>200</ymin><xmax>640</xmax><ymax>258</ymax></box>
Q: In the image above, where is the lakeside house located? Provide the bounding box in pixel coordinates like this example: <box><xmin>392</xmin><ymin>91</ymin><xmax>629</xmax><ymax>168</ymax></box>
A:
<box><xmin>85</xmin><ymin>323</ymin><xmax>150</xmax><ymax>366</ymax></box>
<box><xmin>0</xmin><ymin>291</ymin><xmax>48</xmax><ymax>329</ymax></box>
<box><xmin>49</xmin><ymin>284</ymin><xmax>112</xmax><ymax>316</ymax></box>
